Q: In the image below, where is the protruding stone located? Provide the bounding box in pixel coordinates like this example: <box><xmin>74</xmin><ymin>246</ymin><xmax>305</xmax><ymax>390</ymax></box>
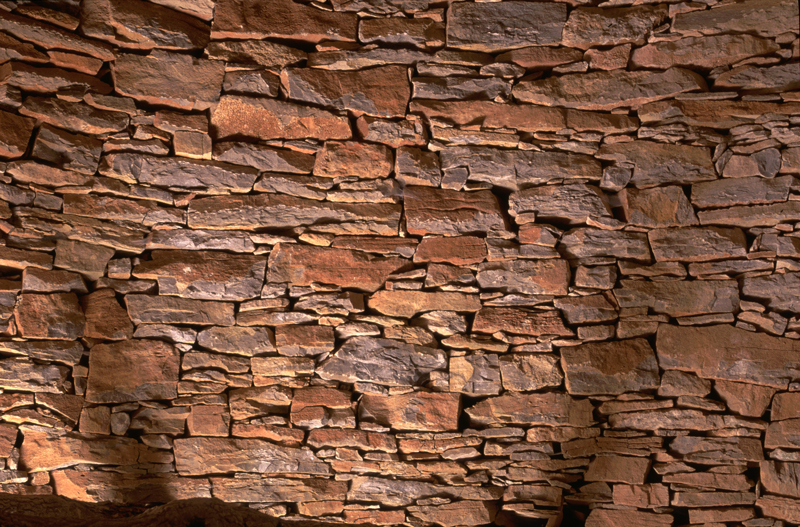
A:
<box><xmin>514</xmin><ymin>68</ymin><xmax>707</xmax><ymax>111</ymax></box>
<box><xmin>618</xmin><ymin>186</ymin><xmax>699</xmax><ymax>228</ymax></box>
<box><xmin>477</xmin><ymin>259</ymin><xmax>570</xmax><ymax>296</ymax></box>
<box><xmin>211</xmin><ymin>477</ymin><xmax>346</xmax><ymax>503</ymax></box>
<box><xmin>760</xmin><ymin>461</ymin><xmax>800</xmax><ymax>499</ymax></box>
<box><xmin>359</xmin><ymin>392</ymin><xmax>460</xmax><ymax>432</ymax></box>
<box><xmin>314</xmin><ymin>141</ymin><xmax>393</xmax><ymax>179</ymax></box>
<box><xmin>648</xmin><ymin>227</ymin><xmax>747</xmax><ymax>262</ymax></box>
<box><xmin>614</xmin><ymin>280</ymin><xmax>739</xmax><ymax>317</ymax></box>
<box><xmin>174</xmin><ymin>437</ymin><xmax>329</xmax><ymax>476</ymax></box>
<box><xmin>20</xmin><ymin>428</ymin><xmax>139</xmax><ymax>472</ymax></box>
<box><xmin>211</xmin><ymin>96</ymin><xmax>351</xmax><ymax>141</ymax></box>
<box><xmin>467</xmin><ymin>392</ymin><xmax>594</xmax><ymax>427</ymax></box>
<box><xmin>317</xmin><ymin>337</ymin><xmax>446</xmax><ymax>387</ymax></box>
<box><xmin>404</xmin><ymin>186</ymin><xmax>507</xmax><ymax>236</ymax></box>
<box><xmin>408</xmin><ymin>501</ymin><xmax>497</xmax><ymax>527</ymax></box>
<box><xmin>15</xmin><ymin>293</ymin><xmax>85</xmax><ymax>340</ymax></box>
<box><xmin>510</xmin><ymin>184</ymin><xmax>612</xmax><ymax>225</ymax></box>
<box><xmin>368</xmin><ymin>291</ymin><xmax>480</xmax><ymax>318</ymax></box>
<box><xmin>125</xmin><ymin>295</ymin><xmax>235</xmax><ymax>326</ymax></box>
<box><xmin>561</xmin><ymin>339</ymin><xmax>660</xmax><ymax>395</ymax></box>
<box><xmin>562</xmin><ymin>5</ymin><xmax>667</xmax><ymax>49</ymax></box>
<box><xmin>715</xmin><ymin>379</ymin><xmax>776</xmax><ymax>417</ymax></box>
<box><xmin>0</xmin><ymin>109</ymin><xmax>35</xmax><ymax>159</ymax></box>
<box><xmin>85</xmin><ymin>339</ymin><xmax>179</xmax><ymax>403</ymax></box>
<box><xmin>446</xmin><ymin>2</ymin><xmax>566</xmax><ymax>52</ymax></box>
<box><xmin>197</xmin><ymin>326</ymin><xmax>275</xmax><ymax>356</ymax></box>
<box><xmin>672</xmin><ymin>0</ymin><xmax>798</xmax><ymax>38</ymax></box>
<box><xmin>631</xmin><ymin>34</ymin><xmax>780</xmax><ymax>69</ymax></box>
<box><xmin>473</xmin><ymin>307</ymin><xmax>573</xmax><ymax>337</ymax></box>
<box><xmin>81</xmin><ymin>289</ymin><xmax>133</xmax><ymax>341</ymax></box>
<box><xmin>597</xmin><ymin>141</ymin><xmax>715</xmax><ymax>189</ymax></box>
<box><xmin>585</xmin><ymin>455</ymin><xmax>651</xmax><ymax>484</ymax></box>
<box><xmin>657</xmin><ymin>324</ymin><xmax>800</xmax><ymax>389</ymax></box>
<box><xmin>559</xmin><ymin>228</ymin><xmax>652</xmax><ymax>262</ymax></box>
<box><xmin>743</xmin><ymin>272</ymin><xmax>800</xmax><ymax>313</ymax></box>
<box><xmin>283</xmin><ymin>66</ymin><xmax>409</xmax><ymax>119</ymax></box>
<box><xmin>19</xmin><ymin>97</ymin><xmax>129</xmax><ymax>135</ymax></box>
<box><xmin>207</xmin><ymin>40</ymin><xmax>306</xmax><ymax>69</ymax></box>
<box><xmin>499</xmin><ymin>354</ymin><xmax>563</xmax><ymax>392</ymax></box>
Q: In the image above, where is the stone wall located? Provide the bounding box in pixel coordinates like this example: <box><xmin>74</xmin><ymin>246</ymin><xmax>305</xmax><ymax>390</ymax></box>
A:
<box><xmin>0</xmin><ymin>0</ymin><xmax>797</xmax><ymax>525</ymax></box>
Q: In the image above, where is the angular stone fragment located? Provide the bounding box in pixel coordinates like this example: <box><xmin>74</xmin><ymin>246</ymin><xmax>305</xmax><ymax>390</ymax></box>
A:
<box><xmin>499</xmin><ymin>354</ymin><xmax>563</xmax><ymax>392</ymax></box>
<box><xmin>439</xmin><ymin>147</ymin><xmax>601</xmax><ymax>192</ymax></box>
<box><xmin>81</xmin><ymin>289</ymin><xmax>133</xmax><ymax>341</ymax></box>
<box><xmin>147</xmin><ymin>229</ymin><xmax>255</xmax><ymax>253</ymax></box>
<box><xmin>19</xmin><ymin>97</ymin><xmax>129</xmax><ymax>135</ymax></box>
<box><xmin>561</xmin><ymin>339</ymin><xmax>659</xmax><ymax>395</ymax></box>
<box><xmin>609</xmin><ymin>408</ymin><xmax>723</xmax><ymax>431</ymax></box>
<box><xmin>129</xmin><ymin>406</ymin><xmax>188</xmax><ymax>434</ymax></box>
<box><xmin>51</xmin><ymin>470</ymin><xmax>211</xmax><ymax>503</ymax></box>
<box><xmin>85</xmin><ymin>339</ymin><xmax>179</xmax><ymax>403</ymax></box>
<box><xmin>510</xmin><ymin>184</ymin><xmax>611</xmax><ymax>225</ymax></box>
<box><xmin>449</xmin><ymin>354</ymin><xmax>501</xmax><ymax>395</ymax></box>
<box><xmin>692</xmin><ymin>176</ymin><xmax>793</xmax><ymax>209</ymax></box>
<box><xmin>414</xmin><ymin>236</ymin><xmax>486</xmax><ymax>266</ymax></box>
<box><xmin>251</xmin><ymin>356</ymin><xmax>314</xmax><ymax>377</ymax></box>
<box><xmin>32</xmin><ymin>124</ymin><xmax>101</xmax><ymax>175</ymax></box>
<box><xmin>207</xmin><ymin>40</ymin><xmax>306</xmax><ymax>69</ymax></box>
<box><xmin>368</xmin><ymin>291</ymin><xmax>480</xmax><ymax>318</ymax></box>
<box><xmin>761</xmin><ymin>461</ymin><xmax>800</xmax><ymax>499</ymax></box>
<box><xmin>359</xmin><ymin>392</ymin><xmax>460</xmax><ymax>432</ymax></box>
<box><xmin>559</xmin><ymin>228</ymin><xmax>651</xmax><ymax>262</ymax></box>
<box><xmin>133</xmin><ymin>251</ymin><xmax>265</xmax><ymax>301</ymax></box>
<box><xmin>318</xmin><ymin>337</ymin><xmax>446</xmax><ymax>386</ymax></box>
<box><xmin>404</xmin><ymin>186</ymin><xmax>506</xmax><ymax>236</ymax></box>
<box><xmin>175</xmin><ymin>437</ymin><xmax>328</xmax><ymax>476</ymax></box>
<box><xmin>497</xmin><ymin>46</ymin><xmax>584</xmax><ymax>70</ymax></box>
<box><xmin>614</xmin><ymin>280</ymin><xmax>739</xmax><ymax>317</ymax></box>
<box><xmin>126</xmin><ymin>295</ymin><xmax>235</xmax><ymax>326</ymax></box>
<box><xmin>757</xmin><ymin>495</ymin><xmax>800</xmax><ymax>523</ymax></box>
<box><xmin>53</xmin><ymin>240</ymin><xmax>115</xmax><ymax>282</ymax></box>
<box><xmin>0</xmin><ymin>340</ymin><xmax>84</xmax><ymax>367</ymax></box>
<box><xmin>670</xmin><ymin>436</ymin><xmax>764</xmax><ymax>464</ymax></box>
<box><xmin>211</xmin><ymin>96</ymin><xmax>351</xmax><ymax>141</ymax></box>
<box><xmin>585</xmin><ymin>455</ymin><xmax>651</xmax><ymax>484</ymax></box>
<box><xmin>212</xmin><ymin>143</ymin><xmax>314</xmax><ymax>174</ymax></box>
<box><xmin>275</xmin><ymin>326</ymin><xmax>333</xmax><ymax>356</ymax></box>
<box><xmin>446</xmin><ymin>2</ymin><xmax>566</xmax><ymax>52</ymax></box>
<box><xmin>477</xmin><ymin>260</ymin><xmax>570</xmax><ymax>296</ymax></box>
<box><xmin>20</xmin><ymin>428</ymin><xmax>139</xmax><ymax>472</ymax></box>
<box><xmin>81</xmin><ymin>0</ymin><xmax>210</xmax><ymax>50</ymax></box>
<box><xmin>413</xmin><ymin>76</ymin><xmax>510</xmax><ymax>101</ymax></box>
<box><xmin>698</xmin><ymin>202</ymin><xmax>800</xmax><ymax>228</ymax></box>
<box><xmin>211</xmin><ymin>477</ymin><xmax>346</xmax><ymax>503</ymax></box>
<box><xmin>212</xmin><ymin>0</ymin><xmax>356</xmax><ymax>43</ymax></box>
<box><xmin>715</xmin><ymin>63</ymin><xmax>800</xmax><ymax>93</ymax></box>
<box><xmin>189</xmin><ymin>194</ymin><xmax>399</xmax><ymax>236</ymax></box>
<box><xmin>467</xmin><ymin>392</ymin><xmax>594</xmax><ymax>427</ymax></box>
<box><xmin>408</xmin><ymin>501</ymin><xmax>497</xmax><ymax>527</ymax></box>
<box><xmin>586</xmin><ymin>510</ymin><xmax>672</xmax><ymax>527</ymax></box>
<box><xmin>562</xmin><ymin>5</ymin><xmax>667</xmax><ymax>49</ymax></box>
<box><xmin>0</xmin><ymin>10</ymin><xmax>114</xmax><ymax>61</ymax></box>
<box><xmin>672</xmin><ymin>0</ymin><xmax>798</xmax><ymax>38</ymax></box>
<box><xmin>183</xmin><ymin>352</ymin><xmax>250</xmax><ymax>374</ymax></box>
<box><xmin>632</xmin><ymin>35</ymin><xmax>780</xmax><ymax>70</ymax></box>
<box><xmin>597</xmin><ymin>141</ymin><xmax>715</xmax><ymax>189</ymax></box>
<box><xmin>348</xmin><ymin>476</ymin><xmax>502</xmax><ymax>507</ymax></box>
<box><xmin>714</xmin><ymin>379</ymin><xmax>776</xmax><ymax>417</ymax></box>
<box><xmin>619</xmin><ymin>186</ymin><xmax>698</xmax><ymax>228</ymax></box>
<box><xmin>661</xmin><ymin>472</ymin><xmax>751</xmax><ymax>491</ymax></box>
<box><xmin>648</xmin><ymin>227</ymin><xmax>747</xmax><ymax>263</ymax></box>
<box><xmin>0</xmin><ymin>110</ymin><xmax>35</xmax><ymax>159</ymax></box>
<box><xmin>267</xmin><ymin>244</ymin><xmax>405</xmax><ymax>293</ymax></box>
<box><xmin>0</xmin><ymin>358</ymin><xmax>69</xmax><ymax>393</ymax></box>
<box><xmin>283</xmin><ymin>66</ymin><xmax>409</xmax><ymax>119</ymax></box>
<box><xmin>515</xmin><ymin>67</ymin><xmax>706</xmax><ymax>111</ymax></box>
<box><xmin>765</xmin><ymin>419</ymin><xmax>800</xmax><ymax>449</ymax></box>
<box><xmin>7</xmin><ymin>160</ymin><xmax>92</xmax><ymax>188</ymax></box>
<box><xmin>196</xmin><ymin>326</ymin><xmax>274</xmax><ymax>357</ymax></box>
<box><xmin>640</xmin><ymin>99</ymin><xmax>800</xmax><ymax>129</ymax></box>
<box><xmin>743</xmin><ymin>272</ymin><xmax>800</xmax><ymax>313</ymax></box>
<box><xmin>773</xmin><ymin>392</ymin><xmax>800</xmax><ymax>421</ymax></box>
<box><xmin>15</xmin><ymin>293</ymin><xmax>84</xmax><ymax>340</ymax></box>
<box><xmin>0</xmin><ymin>247</ymin><xmax>52</xmax><ymax>271</ymax></box>
<box><xmin>554</xmin><ymin>294</ymin><xmax>617</xmax><ymax>325</ymax></box>
<box><xmin>473</xmin><ymin>307</ymin><xmax>573</xmax><ymax>337</ymax></box>
<box><xmin>656</xmin><ymin>324</ymin><xmax>800</xmax><ymax>389</ymax></box>
<box><xmin>314</xmin><ymin>141</ymin><xmax>393</xmax><ymax>179</ymax></box>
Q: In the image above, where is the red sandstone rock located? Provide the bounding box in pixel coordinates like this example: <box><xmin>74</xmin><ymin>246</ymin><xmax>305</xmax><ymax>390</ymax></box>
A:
<box><xmin>15</xmin><ymin>293</ymin><xmax>84</xmax><ymax>340</ymax></box>
<box><xmin>359</xmin><ymin>392</ymin><xmax>460</xmax><ymax>432</ymax></box>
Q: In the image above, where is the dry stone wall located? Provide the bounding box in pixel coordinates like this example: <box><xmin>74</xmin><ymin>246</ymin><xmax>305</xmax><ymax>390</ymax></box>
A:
<box><xmin>0</xmin><ymin>0</ymin><xmax>796</xmax><ymax>525</ymax></box>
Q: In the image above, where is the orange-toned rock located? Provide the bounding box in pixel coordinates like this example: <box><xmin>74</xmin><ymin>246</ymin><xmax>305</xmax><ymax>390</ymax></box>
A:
<box><xmin>586</xmin><ymin>510</ymin><xmax>672</xmax><ymax>527</ymax></box>
<box><xmin>657</xmin><ymin>324</ymin><xmax>800</xmax><ymax>389</ymax></box>
<box><xmin>561</xmin><ymin>338</ymin><xmax>660</xmax><ymax>395</ymax></box>
<box><xmin>195</xmin><ymin>326</ymin><xmax>275</xmax><ymax>357</ymax></box>
<box><xmin>618</xmin><ymin>186</ymin><xmax>699</xmax><ymax>228</ymax></box>
<box><xmin>125</xmin><ymin>295</ymin><xmax>235</xmax><ymax>326</ymax></box>
<box><xmin>19</xmin><ymin>428</ymin><xmax>139</xmax><ymax>472</ymax></box>
<box><xmin>562</xmin><ymin>5</ymin><xmax>667</xmax><ymax>49</ymax></box>
<box><xmin>404</xmin><ymin>186</ymin><xmax>507</xmax><ymax>236</ymax></box>
<box><xmin>80</xmin><ymin>289</ymin><xmax>133</xmax><ymax>341</ymax></box>
<box><xmin>509</xmin><ymin>184</ymin><xmax>612</xmax><ymax>225</ymax></box>
<box><xmin>0</xmin><ymin>10</ymin><xmax>114</xmax><ymax>61</ymax></box>
<box><xmin>307</xmin><ymin>428</ymin><xmax>397</xmax><ymax>452</ymax></box>
<box><xmin>672</xmin><ymin>0</ymin><xmax>797</xmax><ymax>38</ymax></box>
<box><xmin>283</xmin><ymin>66</ymin><xmax>409</xmax><ymax>119</ymax></box>
<box><xmin>714</xmin><ymin>379</ymin><xmax>776</xmax><ymax>417</ymax></box>
<box><xmin>615</xmin><ymin>280</ymin><xmax>739</xmax><ymax>317</ymax></box>
<box><xmin>0</xmin><ymin>109</ymin><xmax>35</xmax><ymax>159</ymax></box>
<box><xmin>313</xmin><ymin>141</ymin><xmax>393</xmax><ymax>179</ymax></box>
<box><xmin>497</xmin><ymin>46</ymin><xmax>583</xmax><ymax>70</ymax></box>
<box><xmin>631</xmin><ymin>34</ymin><xmax>779</xmax><ymax>70</ymax></box>
<box><xmin>773</xmin><ymin>392</ymin><xmax>800</xmax><ymax>421</ymax></box>
<box><xmin>211</xmin><ymin>0</ymin><xmax>357</xmax><ymax>43</ymax></box>
<box><xmin>368</xmin><ymin>290</ymin><xmax>480</xmax><ymax>318</ymax></box>
<box><xmin>15</xmin><ymin>293</ymin><xmax>85</xmax><ymax>340</ymax></box>
<box><xmin>477</xmin><ymin>259</ymin><xmax>570</xmax><ymax>295</ymax></box>
<box><xmin>359</xmin><ymin>392</ymin><xmax>460</xmax><ymax>432</ymax></box>
<box><xmin>765</xmin><ymin>419</ymin><xmax>800</xmax><ymax>449</ymax></box>
<box><xmin>210</xmin><ymin>477</ymin><xmax>346</xmax><ymax>503</ymax></box>
<box><xmin>585</xmin><ymin>455</ymin><xmax>651</xmax><ymax>484</ymax></box>
<box><xmin>133</xmin><ymin>250</ymin><xmax>266</xmax><ymax>301</ymax></box>
<box><xmin>466</xmin><ymin>392</ymin><xmax>594</xmax><ymax>427</ymax></box>
<box><xmin>51</xmin><ymin>470</ymin><xmax>211</xmax><ymax>503</ymax></box>
<box><xmin>85</xmin><ymin>339</ymin><xmax>180</xmax><ymax>403</ymax></box>
<box><xmin>0</xmin><ymin>359</ymin><xmax>70</xmax><ymax>393</ymax></box>
<box><xmin>414</xmin><ymin>236</ymin><xmax>487</xmax><ymax>265</ymax></box>
<box><xmin>408</xmin><ymin>501</ymin><xmax>497</xmax><ymax>527</ymax></box>
<box><xmin>276</xmin><ymin>325</ymin><xmax>334</xmax><ymax>356</ymax></box>
<box><xmin>174</xmin><ymin>437</ymin><xmax>329</xmax><ymax>475</ymax></box>
<box><xmin>596</xmin><ymin>140</ymin><xmax>715</xmax><ymax>189</ymax></box>
<box><xmin>211</xmin><ymin>96</ymin><xmax>351</xmax><ymax>141</ymax></box>
<box><xmin>187</xmin><ymin>406</ymin><xmax>230</xmax><ymax>437</ymax></box>
<box><xmin>757</xmin><ymin>495</ymin><xmax>800</xmax><ymax>524</ymax></box>
<box><xmin>19</xmin><ymin>97</ymin><xmax>129</xmax><ymax>135</ymax></box>
<box><xmin>472</xmin><ymin>307</ymin><xmax>573</xmax><ymax>337</ymax></box>
<box><xmin>267</xmin><ymin>244</ymin><xmax>406</xmax><ymax>293</ymax></box>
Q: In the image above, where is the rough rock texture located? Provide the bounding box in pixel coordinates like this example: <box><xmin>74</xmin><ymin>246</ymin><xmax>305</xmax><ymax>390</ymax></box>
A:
<box><xmin>0</xmin><ymin>2</ymin><xmax>796</xmax><ymax>526</ymax></box>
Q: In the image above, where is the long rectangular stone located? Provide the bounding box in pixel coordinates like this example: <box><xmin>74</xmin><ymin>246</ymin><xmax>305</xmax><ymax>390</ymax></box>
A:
<box><xmin>174</xmin><ymin>437</ymin><xmax>329</xmax><ymax>475</ymax></box>
<box><xmin>188</xmin><ymin>194</ymin><xmax>400</xmax><ymax>235</ymax></box>
<box><xmin>466</xmin><ymin>392</ymin><xmax>595</xmax><ymax>427</ymax></box>
<box><xmin>404</xmin><ymin>186</ymin><xmax>506</xmax><ymax>236</ymax></box>
<box><xmin>125</xmin><ymin>295</ymin><xmax>235</xmax><ymax>326</ymax></box>
<box><xmin>20</xmin><ymin>428</ymin><xmax>139</xmax><ymax>472</ymax></box>
<box><xmin>656</xmin><ymin>324</ymin><xmax>800</xmax><ymax>389</ymax></box>
<box><xmin>648</xmin><ymin>227</ymin><xmax>747</xmax><ymax>262</ymax></box>
<box><xmin>210</xmin><ymin>477</ymin><xmax>347</xmax><ymax>503</ymax></box>
<box><xmin>614</xmin><ymin>280</ymin><xmax>739</xmax><ymax>317</ymax></box>
<box><xmin>596</xmin><ymin>141</ymin><xmax>715</xmax><ymax>188</ymax></box>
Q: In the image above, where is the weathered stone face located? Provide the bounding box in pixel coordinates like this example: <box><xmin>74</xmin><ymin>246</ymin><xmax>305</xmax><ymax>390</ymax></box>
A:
<box><xmin>0</xmin><ymin>2</ymin><xmax>798</xmax><ymax>524</ymax></box>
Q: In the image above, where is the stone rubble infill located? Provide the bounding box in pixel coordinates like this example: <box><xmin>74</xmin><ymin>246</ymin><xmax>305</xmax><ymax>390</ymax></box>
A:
<box><xmin>0</xmin><ymin>0</ymin><xmax>796</xmax><ymax>526</ymax></box>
